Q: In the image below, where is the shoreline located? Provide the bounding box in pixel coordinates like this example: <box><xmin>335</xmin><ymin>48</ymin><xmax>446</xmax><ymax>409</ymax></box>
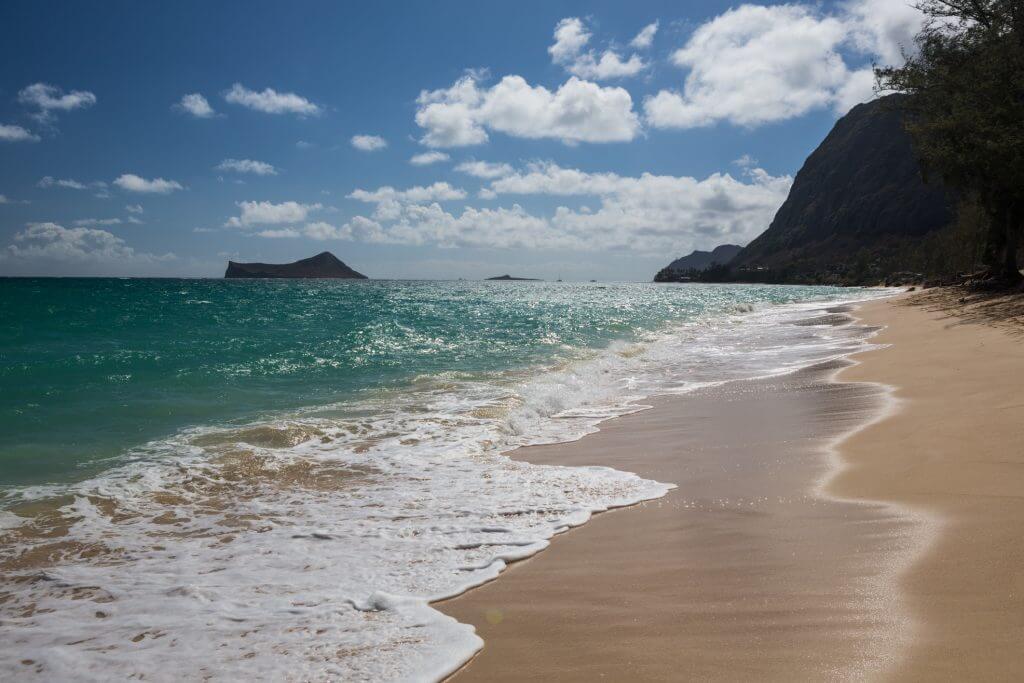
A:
<box><xmin>439</xmin><ymin>298</ymin><xmax>923</xmax><ymax>680</ymax></box>
<box><xmin>439</xmin><ymin>292</ymin><xmax>1024</xmax><ymax>680</ymax></box>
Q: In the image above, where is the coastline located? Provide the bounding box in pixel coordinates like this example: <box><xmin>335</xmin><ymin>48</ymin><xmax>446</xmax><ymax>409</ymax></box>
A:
<box><xmin>439</xmin><ymin>292</ymin><xmax>1024</xmax><ymax>680</ymax></box>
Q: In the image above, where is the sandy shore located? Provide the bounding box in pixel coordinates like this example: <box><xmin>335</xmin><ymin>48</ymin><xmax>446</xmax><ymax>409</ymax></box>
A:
<box><xmin>439</xmin><ymin>292</ymin><xmax>1024</xmax><ymax>680</ymax></box>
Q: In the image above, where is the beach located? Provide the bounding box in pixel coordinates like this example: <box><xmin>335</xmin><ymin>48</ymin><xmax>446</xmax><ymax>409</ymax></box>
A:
<box><xmin>441</xmin><ymin>291</ymin><xmax>1024</xmax><ymax>680</ymax></box>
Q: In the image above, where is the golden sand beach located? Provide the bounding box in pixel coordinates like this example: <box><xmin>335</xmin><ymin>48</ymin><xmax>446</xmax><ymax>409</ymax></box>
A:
<box><xmin>441</xmin><ymin>291</ymin><xmax>1024</xmax><ymax>680</ymax></box>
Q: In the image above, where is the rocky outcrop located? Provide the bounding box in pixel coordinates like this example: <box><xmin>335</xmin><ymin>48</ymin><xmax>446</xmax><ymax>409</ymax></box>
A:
<box><xmin>654</xmin><ymin>244</ymin><xmax>742</xmax><ymax>282</ymax></box>
<box><xmin>224</xmin><ymin>252</ymin><xmax>367</xmax><ymax>279</ymax></box>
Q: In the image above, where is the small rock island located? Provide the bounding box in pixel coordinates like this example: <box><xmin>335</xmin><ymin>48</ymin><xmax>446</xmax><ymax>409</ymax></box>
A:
<box><xmin>224</xmin><ymin>251</ymin><xmax>367</xmax><ymax>279</ymax></box>
<box><xmin>486</xmin><ymin>274</ymin><xmax>540</xmax><ymax>281</ymax></box>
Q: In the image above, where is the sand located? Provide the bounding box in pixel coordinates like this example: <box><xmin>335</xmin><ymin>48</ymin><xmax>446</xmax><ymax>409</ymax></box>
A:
<box><xmin>439</xmin><ymin>292</ymin><xmax>1024</xmax><ymax>680</ymax></box>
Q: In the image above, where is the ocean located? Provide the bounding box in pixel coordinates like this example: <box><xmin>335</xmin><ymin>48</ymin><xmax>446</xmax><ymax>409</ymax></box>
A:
<box><xmin>0</xmin><ymin>278</ymin><xmax>889</xmax><ymax>681</ymax></box>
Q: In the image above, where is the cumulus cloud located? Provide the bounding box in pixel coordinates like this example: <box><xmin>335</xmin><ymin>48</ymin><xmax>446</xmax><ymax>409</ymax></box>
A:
<box><xmin>348</xmin><ymin>182</ymin><xmax>466</xmax><ymax>221</ymax></box>
<box><xmin>216</xmin><ymin>158</ymin><xmax>278</xmax><ymax>175</ymax></box>
<box><xmin>256</xmin><ymin>228</ymin><xmax>301</xmax><ymax>239</ymax></box>
<box><xmin>415</xmin><ymin>73</ymin><xmax>640</xmax><ymax>147</ymax></box>
<box><xmin>113</xmin><ymin>174</ymin><xmax>183</xmax><ymax>194</ymax></box>
<box><xmin>1</xmin><ymin>222</ymin><xmax>173</xmax><ymax>268</ymax></box>
<box><xmin>645</xmin><ymin>5</ymin><xmax>851</xmax><ymax>129</ymax></box>
<box><xmin>843</xmin><ymin>0</ymin><xmax>926</xmax><ymax>65</ymax></box>
<box><xmin>549</xmin><ymin>17</ymin><xmax>592</xmax><ymax>64</ymax></box>
<box><xmin>18</xmin><ymin>83</ymin><xmax>96</xmax><ymax>121</ymax></box>
<box><xmin>333</xmin><ymin>162</ymin><xmax>791</xmax><ymax>254</ymax></box>
<box><xmin>549</xmin><ymin>17</ymin><xmax>647</xmax><ymax>80</ymax></box>
<box><xmin>630</xmin><ymin>21</ymin><xmax>659</xmax><ymax>49</ymax></box>
<box><xmin>176</xmin><ymin>93</ymin><xmax>216</xmax><ymax>118</ymax></box>
<box><xmin>410</xmin><ymin>151</ymin><xmax>450</xmax><ymax>166</ymax></box>
<box><xmin>224</xmin><ymin>83</ymin><xmax>321</xmax><ymax>116</ymax></box>
<box><xmin>351</xmin><ymin>134</ymin><xmax>388</xmax><ymax>151</ymax></box>
<box><xmin>645</xmin><ymin>2</ymin><xmax>928</xmax><ymax>129</ymax></box>
<box><xmin>244</xmin><ymin>220</ymin><xmax>368</xmax><ymax>242</ymax></box>
<box><xmin>0</xmin><ymin>123</ymin><xmax>39</xmax><ymax>142</ymax></box>
<box><xmin>455</xmin><ymin>160</ymin><xmax>514</xmax><ymax>179</ymax></box>
<box><xmin>348</xmin><ymin>182</ymin><xmax>467</xmax><ymax>204</ymax></box>
<box><xmin>125</xmin><ymin>204</ymin><xmax>144</xmax><ymax>214</ymax></box>
<box><xmin>225</xmin><ymin>200</ymin><xmax>322</xmax><ymax>228</ymax></box>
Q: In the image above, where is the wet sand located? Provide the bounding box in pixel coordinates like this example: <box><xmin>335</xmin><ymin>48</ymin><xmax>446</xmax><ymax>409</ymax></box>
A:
<box><xmin>440</xmin><ymin>304</ymin><xmax>923</xmax><ymax>681</ymax></box>
<box><xmin>440</xmin><ymin>293</ymin><xmax>1024</xmax><ymax>680</ymax></box>
<box><xmin>833</xmin><ymin>294</ymin><xmax>1024</xmax><ymax>679</ymax></box>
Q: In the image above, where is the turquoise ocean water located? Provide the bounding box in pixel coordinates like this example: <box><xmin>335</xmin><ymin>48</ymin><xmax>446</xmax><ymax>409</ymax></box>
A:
<box><xmin>2</xmin><ymin>278</ymin><xmax>869</xmax><ymax>488</ymax></box>
<box><xmin>0</xmin><ymin>278</ymin><xmax>887</xmax><ymax>681</ymax></box>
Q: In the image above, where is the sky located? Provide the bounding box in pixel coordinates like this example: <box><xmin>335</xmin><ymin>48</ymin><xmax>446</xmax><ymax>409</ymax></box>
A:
<box><xmin>0</xmin><ymin>0</ymin><xmax>926</xmax><ymax>280</ymax></box>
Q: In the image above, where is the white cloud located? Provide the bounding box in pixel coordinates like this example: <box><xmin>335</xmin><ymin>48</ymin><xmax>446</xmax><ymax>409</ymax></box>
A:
<box><xmin>0</xmin><ymin>123</ymin><xmax>39</xmax><ymax>142</ymax></box>
<box><xmin>351</xmin><ymin>134</ymin><xmax>388</xmax><ymax>151</ymax></box>
<box><xmin>843</xmin><ymin>0</ymin><xmax>926</xmax><ymax>65</ymax></box>
<box><xmin>455</xmin><ymin>160</ymin><xmax>514</xmax><ymax>179</ymax></box>
<box><xmin>224</xmin><ymin>83</ymin><xmax>321</xmax><ymax>116</ymax></box>
<box><xmin>570</xmin><ymin>52</ymin><xmax>647</xmax><ymax>80</ymax></box>
<box><xmin>549</xmin><ymin>17</ymin><xmax>592</xmax><ymax>64</ymax></box>
<box><xmin>645</xmin><ymin>2</ymin><xmax>929</xmax><ymax>129</ymax></box>
<box><xmin>2</xmin><ymin>222</ymin><xmax>172</xmax><ymax>266</ymax></box>
<box><xmin>125</xmin><ymin>204</ymin><xmax>144</xmax><ymax>214</ymax></box>
<box><xmin>335</xmin><ymin>162</ymin><xmax>791</xmax><ymax>254</ymax></box>
<box><xmin>225</xmin><ymin>200</ymin><xmax>322</xmax><ymax>228</ymax></box>
<box><xmin>348</xmin><ymin>182</ymin><xmax>467</xmax><ymax>204</ymax></box>
<box><xmin>416</xmin><ymin>73</ymin><xmax>640</xmax><ymax>147</ymax></box>
<box><xmin>733</xmin><ymin>154</ymin><xmax>758</xmax><ymax>169</ymax></box>
<box><xmin>39</xmin><ymin>176</ymin><xmax>89</xmax><ymax>190</ymax></box>
<box><xmin>630</xmin><ymin>21</ymin><xmax>659</xmax><ymax>49</ymax></box>
<box><xmin>833</xmin><ymin>67</ymin><xmax>877</xmax><ymax>115</ymax></box>
<box><xmin>176</xmin><ymin>93</ymin><xmax>216</xmax><ymax>118</ymax></box>
<box><xmin>301</xmin><ymin>221</ymin><xmax>349</xmax><ymax>240</ymax></box>
<box><xmin>410</xmin><ymin>151</ymin><xmax>450</xmax><ymax>166</ymax></box>
<box><xmin>18</xmin><ymin>83</ymin><xmax>96</xmax><ymax>121</ymax></box>
<box><xmin>113</xmin><ymin>174</ymin><xmax>183</xmax><ymax>194</ymax></box>
<box><xmin>548</xmin><ymin>17</ymin><xmax>647</xmax><ymax>80</ymax></box>
<box><xmin>216</xmin><ymin>158</ymin><xmax>278</xmax><ymax>175</ymax></box>
<box><xmin>74</xmin><ymin>217</ymin><xmax>122</xmax><ymax>226</ymax></box>
<box><xmin>0</xmin><ymin>195</ymin><xmax>7</xmax><ymax>204</ymax></box>
<box><xmin>256</xmin><ymin>228</ymin><xmax>301</xmax><ymax>239</ymax></box>
<box><xmin>348</xmin><ymin>182</ymin><xmax>468</xmax><ymax>223</ymax></box>
<box><xmin>645</xmin><ymin>5</ymin><xmax>852</xmax><ymax>129</ymax></box>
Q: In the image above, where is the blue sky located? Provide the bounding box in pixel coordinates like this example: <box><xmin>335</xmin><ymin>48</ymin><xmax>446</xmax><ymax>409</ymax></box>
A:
<box><xmin>0</xmin><ymin>0</ymin><xmax>924</xmax><ymax>280</ymax></box>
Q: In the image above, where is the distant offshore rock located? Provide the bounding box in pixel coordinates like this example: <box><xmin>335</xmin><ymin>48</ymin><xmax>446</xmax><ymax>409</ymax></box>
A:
<box><xmin>224</xmin><ymin>252</ymin><xmax>367</xmax><ymax>279</ymax></box>
<box><xmin>485</xmin><ymin>274</ymin><xmax>540</xmax><ymax>281</ymax></box>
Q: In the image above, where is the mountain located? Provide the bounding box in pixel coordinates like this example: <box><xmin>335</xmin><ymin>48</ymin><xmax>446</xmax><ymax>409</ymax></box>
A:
<box><xmin>654</xmin><ymin>244</ymin><xmax>742</xmax><ymax>282</ymax></box>
<box><xmin>224</xmin><ymin>252</ymin><xmax>367</xmax><ymax>279</ymax></box>
<box><xmin>726</xmin><ymin>94</ymin><xmax>954</xmax><ymax>283</ymax></box>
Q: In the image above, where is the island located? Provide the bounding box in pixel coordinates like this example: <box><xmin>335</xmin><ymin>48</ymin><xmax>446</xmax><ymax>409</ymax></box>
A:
<box><xmin>486</xmin><ymin>274</ymin><xmax>541</xmax><ymax>281</ymax></box>
<box><xmin>224</xmin><ymin>251</ymin><xmax>367</xmax><ymax>279</ymax></box>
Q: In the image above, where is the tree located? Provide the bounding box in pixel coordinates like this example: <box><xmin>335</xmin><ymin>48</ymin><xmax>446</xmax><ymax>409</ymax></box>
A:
<box><xmin>877</xmin><ymin>0</ymin><xmax>1024</xmax><ymax>283</ymax></box>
